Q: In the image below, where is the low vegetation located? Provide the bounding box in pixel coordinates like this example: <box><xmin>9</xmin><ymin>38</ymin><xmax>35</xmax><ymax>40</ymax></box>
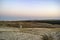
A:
<box><xmin>0</xmin><ymin>20</ymin><xmax>60</xmax><ymax>40</ymax></box>
<box><xmin>0</xmin><ymin>20</ymin><xmax>60</xmax><ymax>28</ymax></box>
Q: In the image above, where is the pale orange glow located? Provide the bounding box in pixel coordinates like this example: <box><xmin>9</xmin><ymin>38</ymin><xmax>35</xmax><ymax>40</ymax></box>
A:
<box><xmin>0</xmin><ymin>0</ymin><xmax>60</xmax><ymax>20</ymax></box>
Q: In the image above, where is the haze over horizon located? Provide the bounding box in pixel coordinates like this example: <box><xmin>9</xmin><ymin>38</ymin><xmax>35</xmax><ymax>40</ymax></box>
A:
<box><xmin>0</xmin><ymin>0</ymin><xmax>60</xmax><ymax>20</ymax></box>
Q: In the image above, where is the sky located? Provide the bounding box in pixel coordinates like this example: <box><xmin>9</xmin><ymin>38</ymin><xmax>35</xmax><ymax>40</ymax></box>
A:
<box><xmin>0</xmin><ymin>0</ymin><xmax>60</xmax><ymax>20</ymax></box>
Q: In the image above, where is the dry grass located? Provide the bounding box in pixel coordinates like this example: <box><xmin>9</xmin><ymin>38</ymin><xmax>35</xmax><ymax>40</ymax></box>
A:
<box><xmin>0</xmin><ymin>27</ymin><xmax>60</xmax><ymax>40</ymax></box>
<box><xmin>0</xmin><ymin>21</ymin><xmax>60</xmax><ymax>28</ymax></box>
<box><xmin>0</xmin><ymin>21</ymin><xmax>60</xmax><ymax>40</ymax></box>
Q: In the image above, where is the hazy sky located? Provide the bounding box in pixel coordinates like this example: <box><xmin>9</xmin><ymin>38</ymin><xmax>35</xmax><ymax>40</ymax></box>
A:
<box><xmin>0</xmin><ymin>0</ymin><xmax>60</xmax><ymax>20</ymax></box>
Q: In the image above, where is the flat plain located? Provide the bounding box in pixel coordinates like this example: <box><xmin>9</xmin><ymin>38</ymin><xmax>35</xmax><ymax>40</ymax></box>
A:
<box><xmin>0</xmin><ymin>21</ymin><xmax>60</xmax><ymax>40</ymax></box>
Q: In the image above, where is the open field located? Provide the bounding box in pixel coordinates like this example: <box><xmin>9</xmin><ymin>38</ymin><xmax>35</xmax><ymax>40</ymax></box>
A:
<box><xmin>0</xmin><ymin>20</ymin><xmax>60</xmax><ymax>28</ymax></box>
<box><xmin>0</xmin><ymin>21</ymin><xmax>60</xmax><ymax>40</ymax></box>
<box><xmin>0</xmin><ymin>27</ymin><xmax>60</xmax><ymax>40</ymax></box>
